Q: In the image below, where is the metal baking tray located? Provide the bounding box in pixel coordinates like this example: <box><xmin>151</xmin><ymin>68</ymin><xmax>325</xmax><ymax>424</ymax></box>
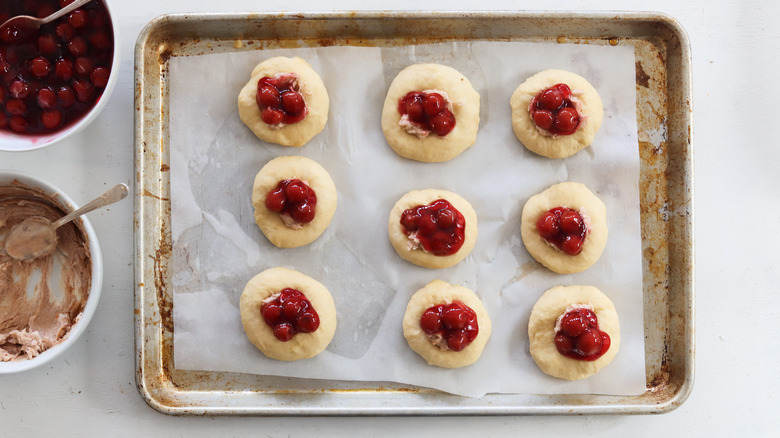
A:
<box><xmin>134</xmin><ymin>11</ymin><xmax>693</xmax><ymax>415</ymax></box>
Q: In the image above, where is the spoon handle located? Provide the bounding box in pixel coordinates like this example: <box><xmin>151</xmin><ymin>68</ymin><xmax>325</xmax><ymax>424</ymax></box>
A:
<box><xmin>42</xmin><ymin>0</ymin><xmax>93</xmax><ymax>26</ymax></box>
<box><xmin>52</xmin><ymin>183</ymin><xmax>129</xmax><ymax>229</ymax></box>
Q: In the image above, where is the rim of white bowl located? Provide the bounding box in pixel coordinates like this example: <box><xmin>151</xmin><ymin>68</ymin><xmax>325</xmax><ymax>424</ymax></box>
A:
<box><xmin>0</xmin><ymin>169</ymin><xmax>103</xmax><ymax>373</ymax></box>
<box><xmin>0</xmin><ymin>0</ymin><xmax>121</xmax><ymax>152</ymax></box>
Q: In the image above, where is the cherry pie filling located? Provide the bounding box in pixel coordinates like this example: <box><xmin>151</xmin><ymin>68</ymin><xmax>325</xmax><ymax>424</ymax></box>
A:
<box><xmin>255</xmin><ymin>73</ymin><xmax>307</xmax><ymax>126</ymax></box>
<box><xmin>400</xmin><ymin>199</ymin><xmax>465</xmax><ymax>256</ymax></box>
<box><xmin>260</xmin><ymin>288</ymin><xmax>320</xmax><ymax>342</ymax></box>
<box><xmin>265</xmin><ymin>178</ymin><xmax>317</xmax><ymax>226</ymax></box>
<box><xmin>553</xmin><ymin>306</ymin><xmax>611</xmax><ymax>361</ymax></box>
<box><xmin>536</xmin><ymin>206</ymin><xmax>589</xmax><ymax>256</ymax></box>
<box><xmin>0</xmin><ymin>0</ymin><xmax>114</xmax><ymax>135</ymax></box>
<box><xmin>397</xmin><ymin>90</ymin><xmax>456</xmax><ymax>137</ymax></box>
<box><xmin>529</xmin><ymin>83</ymin><xmax>582</xmax><ymax>136</ymax></box>
<box><xmin>419</xmin><ymin>300</ymin><xmax>479</xmax><ymax>352</ymax></box>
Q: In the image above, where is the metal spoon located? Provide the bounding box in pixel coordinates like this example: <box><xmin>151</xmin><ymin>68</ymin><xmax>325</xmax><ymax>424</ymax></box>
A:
<box><xmin>4</xmin><ymin>183</ymin><xmax>128</xmax><ymax>261</ymax></box>
<box><xmin>0</xmin><ymin>0</ymin><xmax>93</xmax><ymax>34</ymax></box>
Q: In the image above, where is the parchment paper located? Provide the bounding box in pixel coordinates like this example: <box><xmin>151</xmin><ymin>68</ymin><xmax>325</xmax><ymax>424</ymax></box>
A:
<box><xmin>169</xmin><ymin>41</ymin><xmax>646</xmax><ymax>397</ymax></box>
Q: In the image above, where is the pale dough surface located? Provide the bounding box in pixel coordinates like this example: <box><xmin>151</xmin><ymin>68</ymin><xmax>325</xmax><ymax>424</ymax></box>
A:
<box><xmin>388</xmin><ymin>189</ymin><xmax>478</xmax><ymax>269</ymax></box>
<box><xmin>239</xmin><ymin>267</ymin><xmax>337</xmax><ymax>361</ymax></box>
<box><xmin>528</xmin><ymin>285</ymin><xmax>620</xmax><ymax>380</ymax></box>
<box><xmin>252</xmin><ymin>156</ymin><xmax>337</xmax><ymax>248</ymax></box>
<box><xmin>381</xmin><ymin>63</ymin><xmax>480</xmax><ymax>162</ymax></box>
<box><xmin>238</xmin><ymin>56</ymin><xmax>329</xmax><ymax>147</ymax></box>
<box><xmin>402</xmin><ymin>280</ymin><xmax>492</xmax><ymax>368</ymax></box>
<box><xmin>520</xmin><ymin>182</ymin><xmax>607</xmax><ymax>274</ymax></box>
<box><xmin>510</xmin><ymin>69</ymin><xmax>604</xmax><ymax>159</ymax></box>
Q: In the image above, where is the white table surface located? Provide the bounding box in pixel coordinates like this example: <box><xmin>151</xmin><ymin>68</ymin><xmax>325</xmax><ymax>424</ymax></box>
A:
<box><xmin>2</xmin><ymin>0</ymin><xmax>778</xmax><ymax>436</ymax></box>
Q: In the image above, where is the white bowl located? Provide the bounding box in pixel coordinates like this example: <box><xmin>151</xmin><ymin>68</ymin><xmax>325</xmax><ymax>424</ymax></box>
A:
<box><xmin>0</xmin><ymin>170</ymin><xmax>103</xmax><ymax>373</ymax></box>
<box><xmin>0</xmin><ymin>0</ymin><xmax>120</xmax><ymax>152</ymax></box>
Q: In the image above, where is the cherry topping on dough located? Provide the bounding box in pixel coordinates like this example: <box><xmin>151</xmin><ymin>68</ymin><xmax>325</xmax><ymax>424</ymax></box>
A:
<box><xmin>400</xmin><ymin>199</ymin><xmax>465</xmax><ymax>256</ymax></box>
<box><xmin>529</xmin><ymin>83</ymin><xmax>582</xmax><ymax>136</ymax></box>
<box><xmin>256</xmin><ymin>73</ymin><xmax>307</xmax><ymax>126</ymax></box>
<box><xmin>536</xmin><ymin>207</ymin><xmax>588</xmax><ymax>256</ymax></box>
<box><xmin>554</xmin><ymin>307</ymin><xmax>610</xmax><ymax>361</ymax></box>
<box><xmin>398</xmin><ymin>91</ymin><xmax>456</xmax><ymax>137</ymax></box>
<box><xmin>0</xmin><ymin>0</ymin><xmax>114</xmax><ymax>136</ymax></box>
<box><xmin>419</xmin><ymin>300</ymin><xmax>479</xmax><ymax>351</ymax></box>
<box><xmin>265</xmin><ymin>178</ymin><xmax>318</xmax><ymax>224</ymax></box>
<box><xmin>260</xmin><ymin>288</ymin><xmax>320</xmax><ymax>341</ymax></box>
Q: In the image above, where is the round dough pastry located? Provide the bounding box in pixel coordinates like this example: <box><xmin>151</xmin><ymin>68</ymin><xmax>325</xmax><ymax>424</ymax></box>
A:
<box><xmin>381</xmin><ymin>63</ymin><xmax>480</xmax><ymax>162</ymax></box>
<box><xmin>238</xmin><ymin>56</ymin><xmax>329</xmax><ymax>147</ymax></box>
<box><xmin>388</xmin><ymin>189</ymin><xmax>478</xmax><ymax>269</ymax></box>
<box><xmin>252</xmin><ymin>156</ymin><xmax>337</xmax><ymax>248</ymax></box>
<box><xmin>528</xmin><ymin>285</ymin><xmax>620</xmax><ymax>380</ymax></box>
<box><xmin>240</xmin><ymin>267</ymin><xmax>337</xmax><ymax>361</ymax></box>
<box><xmin>403</xmin><ymin>280</ymin><xmax>492</xmax><ymax>368</ymax></box>
<box><xmin>510</xmin><ymin>69</ymin><xmax>604</xmax><ymax>158</ymax></box>
<box><xmin>521</xmin><ymin>182</ymin><xmax>607</xmax><ymax>274</ymax></box>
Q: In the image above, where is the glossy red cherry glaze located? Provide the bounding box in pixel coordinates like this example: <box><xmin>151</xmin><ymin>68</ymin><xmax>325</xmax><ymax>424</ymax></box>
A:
<box><xmin>265</xmin><ymin>178</ymin><xmax>317</xmax><ymax>224</ymax></box>
<box><xmin>0</xmin><ymin>0</ymin><xmax>114</xmax><ymax>135</ymax></box>
<box><xmin>536</xmin><ymin>206</ymin><xmax>588</xmax><ymax>255</ymax></box>
<box><xmin>554</xmin><ymin>307</ymin><xmax>610</xmax><ymax>361</ymax></box>
<box><xmin>529</xmin><ymin>83</ymin><xmax>581</xmax><ymax>136</ymax></box>
<box><xmin>400</xmin><ymin>199</ymin><xmax>465</xmax><ymax>256</ymax></box>
<box><xmin>260</xmin><ymin>288</ymin><xmax>320</xmax><ymax>342</ymax></box>
<box><xmin>398</xmin><ymin>91</ymin><xmax>456</xmax><ymax>137</ymax></box>
<box><xmin>420</xmin><ymin>300</ymin><xmax>479</xmax><ymax>352</ymax></box>
<box><xmin>256</xmin><ymin>73</ymin><xmax>307</xmax><ymax>126</ymax></box>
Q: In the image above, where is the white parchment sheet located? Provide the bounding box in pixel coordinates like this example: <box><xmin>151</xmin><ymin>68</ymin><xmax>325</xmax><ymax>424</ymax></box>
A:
<box><xmin>169</xmin><ymin>41</ymin><xmax>645</xmax><ymax>397</ymax></box>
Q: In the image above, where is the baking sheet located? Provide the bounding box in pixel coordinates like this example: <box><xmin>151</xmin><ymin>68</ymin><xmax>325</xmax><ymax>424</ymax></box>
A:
<box><xmin>169</xmin><ymin>42</ymin><xmax>644</xmax><ymax>397</ymax></box>
<box><xmin>134</xmin><ymin>11</ymin><xmax>694</xmax><ymax>415</ymax></box>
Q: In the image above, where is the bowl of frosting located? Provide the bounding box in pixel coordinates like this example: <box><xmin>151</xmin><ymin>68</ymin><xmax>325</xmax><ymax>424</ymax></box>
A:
<box><xmin>0</xmin><ymin>169</ymin><xmax>102</xmax><ymax>373</ymax></box>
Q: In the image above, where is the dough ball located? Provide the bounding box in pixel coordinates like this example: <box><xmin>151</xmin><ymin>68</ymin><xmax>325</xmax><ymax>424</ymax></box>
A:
<box><xmin>252</xmin><ymin>156</ymin><xmax>337</xmax><ymax>248</ymax></box>
<box><xmin>528</xmin><ymin>285</ymin><xmax>620</xmax><ymax>380</ymax></box>
<box><xmin>510</xmin><ymin>69</ymin><xmax>603</xmax><ymax>158</ymax></box>
<box><xmin>388</xmin><ymin>189</ymin><xmax>478</xmax><ymax>269</ymax></box>
<box><xmin>403</xmin><ymin>280</ymin><xmax>492</xmax><ymax>368</ymax></box>
<box><xmin>520</xmin><ymin>182</ymin><xmax>607</xmax><ymax>274</ymax></box>
<box><xmin>240</xmin><ymin>267</ymin><xmax>337</xmax><ymax>361</ymax></box>
<box><xmin>381</xmin><ymin>63</ymin><xmax>480</xmax><ymax>162</ymax></box>
<box><xmin>238</xmin><ymin>56</ymin><xmax>329</xmax><ymax>147</ymax></box>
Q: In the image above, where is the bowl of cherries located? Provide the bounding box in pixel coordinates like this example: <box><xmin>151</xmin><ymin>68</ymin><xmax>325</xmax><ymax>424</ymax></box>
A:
<box><xmin>0</xmin><ymin>0</ymin><xmax>118</xmax><ymax>151</ymax></box>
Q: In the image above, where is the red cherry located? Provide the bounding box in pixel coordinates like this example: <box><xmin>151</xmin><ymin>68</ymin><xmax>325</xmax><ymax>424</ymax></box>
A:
<box><xmin>554</xmin><ymin>332</ymin><xmax>574</xmax><ymax>354</ymax></box>
<box><xmin>87</xmin><ymin>30</ymin><xmax>112</xmax><ymax>50</ymax></box>
<box><xmin>37</xmin><ymin>87</ymin><xmax>57</xmax><ymax>109</ymax></box>
<box><xmin>273</xmin><ymin>323</ymin><xmax>296</xmax><ymax>342</ymax></box>
<box><xmin>74</xmin><ymin>57</ymin><xmax>93</xmax><ymax>76</ymax></box>
<box><xmin>71</xmin><ymin>78</ymin><xmax>94</xmax><ymax>102</ymax></box>
<box><xmin>257</xmin><ymin>84</ymin><xmax>280</xmax><ymax>107</ymax></box>
<box><xmin>261</xmin><ymin>107</ymin><xmax>283</xmax><ymax>125</ymax></box>
<box><xmin>265</xmin><ymin>188</ymin><xmax>286</xmax><ymax>212</ymax></box>
<box><xmin>296</xmin><ymin>311</ymin><xmax>319</xmax><ymax>333</ymax></box>
<box><xmin>292</xmin><ymin>202</ymin><xmax>315</xmax><ymax>223</ymax></box>
<box><xmin>422</xmin><ymin>93</ymin><xmax>445</xmax><ymax>115</ymax></box>
<box><xmin>56</xmin><ymin>22</ymin><xmax>75</xmax><ymax>41</ymax></box>
<box><xmin>554</xmin><ymin>107</ymin><xmax>580</xmax><ymax>133</ymax></box>
<box><xmin>260</xmin><ymin>303</ymin><xmax>283</xmax><ymax>325</ymax></box>
<box><xmin>55</xmin><ymin>58</ymin><xmax>74</xmax><ymax>81</ymax></box>
<box><xmin>67</xmin><ymin>37</ymin><xmax>88</xmax><ymax>57</ymax></box>
<box><xmin>436</xmin><ymin>207</ymin><xmax>456</xmax><ymax>229</ymax></box>
<box><xmin>405</xmin><ymin>97</ymin><xmax>425</xmax><ymax>123</ymax></box>
<box><xmin>561</xmin><ymin>234</ymin><xmax>584</xmax><ymax>255</ymax></box>
<box><xmin>559</xmin><ymin>210</ymin><xmax>583</xmax><ymax>234</ymax></box>
<box><xmin>41</xmin><ymin>110</ymin><xmax>62</xmax><ymax>130</ymax></box>
<box><xmin>400</xmin><ymin>210</ymin><xmax>421</xmax><ymax>231</ymax></box>
<box><xmin>9</xmin><ymin>115</ymin><xmax>29</xmax><ymax>133</ymax></box>
<box><xmin>9</xmin><ymin>79</ymin><xmax>31</xmax><ymax>99</ymax></box>
<box><xmin>38</xmin><ymin>34</ymin><xmax>58</xmax><ymax>55</ymax></box>
<box><xmin>6</xmin><ymin>99</ymin><xmax>27</xmax><ymax>116</ymax></box>
<box><xmin>281</xmin><ymin>90</ymin><xmax>305</xmax><ymax>114</ymax></box>
<box><xmin>430</xmin><ymin>111</ymin><xmax>455</xmax><ymax>137</ymax></box>
<box><xmin>90</xmin><ymin>66</ymin><xmax>110</xmax><ymax>88</ymax></box>
<box><xmin>532</xmin><ymin>109</ymin><xmax>555</xmax><ymax>130</ymax></box>
<box><xmin>0</xmin><ymin>113</ymin><xmax>7</xmax><ymax>129</ymax></box>
<box><xmin>538</xmin><ymin>87</ymin><xmax>564</xmax><ymax>110</ymax></box>
<box><xmin>282</xmin><ymin>296</ymin><xmax>304</xmax><ymax>320</ymax></box>
<box><xmin>284</xmin><ymin>180</ymin><xmax>309</xmax><ymax>203</ymax></box>
<box><xmin>555</xmin><ymin>83</ymin><xmax>572</xmax><ymax>99</ymax></box>
<box><xmin>536</xmin><ymin>211</ymin><xmax>560</xmax><ymax>239</ymax></box>
<box><xmin>560</xmin><ymin>311</ymin><xmax>588</xmax><ymax>337</ymax></box>
<box><xmin>420</xmin><ymin>308</ymin><xmax>443</xmax><ymax>334</ymax></box>
<box><xmin>441</xmin><ymin>303</ymin><xmax>468</xmax><ymax>330</ymax></box>
<box><xmin>446</xmin><ymin>331</ymin><xmax>469</xmax><ymax>352</ymax></box>
<box><xmin>576</xmin><ymin>329</ymin><xmax>603</xmax><ymax>357</ymax></box>
<box><xmin>68</xmin><ymin>9</ymin><xmax>90</xmax><ymax>29</ymax></box>
<box><xmin>58</xmin><ymin>86</ymin><xmax>76</xmax><ymax>108</ymax></box>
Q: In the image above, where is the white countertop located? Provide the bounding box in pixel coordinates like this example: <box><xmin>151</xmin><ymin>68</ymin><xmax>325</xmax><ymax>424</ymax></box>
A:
<box><xmin>1</xmin><ymin>0</ymin><xmax>778</xmax><ymax>436</ymax></box>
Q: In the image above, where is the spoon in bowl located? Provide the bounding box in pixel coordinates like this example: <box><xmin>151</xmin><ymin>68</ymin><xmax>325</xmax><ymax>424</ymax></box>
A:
<box><xmin>4</xmin><ymin>183</ymin><xmax>128</xmax><ymax>261</ymax></box>
<box><xmin>0</xmin><ymin>0</ymin><xmax>94</xmax><ymax>35</ymax></box>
